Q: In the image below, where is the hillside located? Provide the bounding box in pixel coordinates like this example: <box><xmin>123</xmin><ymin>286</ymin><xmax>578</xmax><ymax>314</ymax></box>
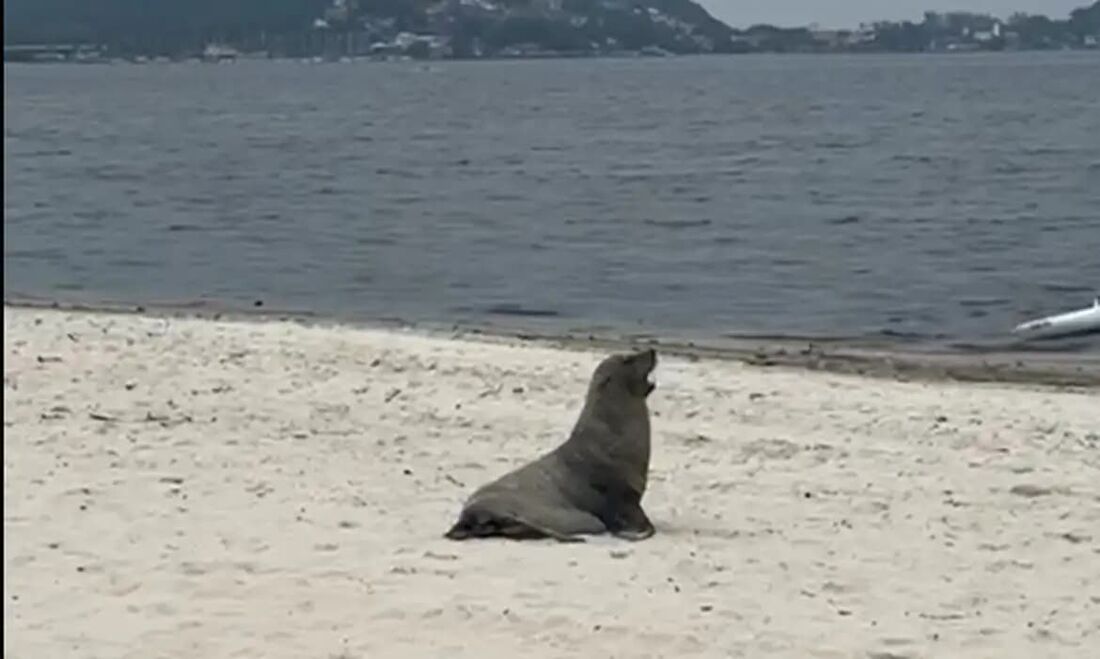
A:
<box><xmin>3</xmin><ymin>0</ymin><xmax>737</xmax><ymax>58</ymax></box>
<box><xmin>4</xmin><ymin>0</ymin><xmax>1097</xmax><ymax>59</ymax></box>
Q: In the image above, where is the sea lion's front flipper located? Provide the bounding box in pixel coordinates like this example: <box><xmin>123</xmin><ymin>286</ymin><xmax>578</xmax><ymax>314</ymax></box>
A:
<box><xmin>607</xmin><ymin>503</ymin><xmax>656</xmax><ymax>541</ymax></box>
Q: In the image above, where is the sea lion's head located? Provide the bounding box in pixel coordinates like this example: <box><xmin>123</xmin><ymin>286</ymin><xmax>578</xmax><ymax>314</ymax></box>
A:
<box><xmin>591</xmin><ymin>348</ymin><xmax>657</xmax><ymax>399</ymax></box>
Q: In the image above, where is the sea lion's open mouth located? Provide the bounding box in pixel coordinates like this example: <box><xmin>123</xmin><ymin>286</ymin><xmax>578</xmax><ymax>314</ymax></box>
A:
<box><xmin>640</xmin><ymin>348</ymin><xmax>657</xmax><ymax>396</ymax></box>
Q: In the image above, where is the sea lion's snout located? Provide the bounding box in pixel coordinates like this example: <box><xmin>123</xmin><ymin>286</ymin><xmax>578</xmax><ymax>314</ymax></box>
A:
<box><xmin>629</xmin><ymin>348</ymin><xmax>658</xmax><ymax>397</ymax></box>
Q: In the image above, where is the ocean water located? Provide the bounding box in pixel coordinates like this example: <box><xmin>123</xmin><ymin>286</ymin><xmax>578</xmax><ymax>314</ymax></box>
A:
<box><xmin>5</xmin><ymin>53</ymin><xmax>1099</xmax><ymax>349</ymax></box>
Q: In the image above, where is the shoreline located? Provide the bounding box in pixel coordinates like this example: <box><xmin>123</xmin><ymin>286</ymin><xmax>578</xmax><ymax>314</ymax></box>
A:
<box><xmin>6</xmin><ymin>298</ymin><xmax>1099</xmax><ymax>388</ymax></box>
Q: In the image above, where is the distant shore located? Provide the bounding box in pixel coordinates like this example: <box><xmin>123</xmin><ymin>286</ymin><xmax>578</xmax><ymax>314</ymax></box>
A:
<box><xmin>6</xmin><ymin>47</ymin><xmax>1100</xmax><ymax>66</ymax></box>
<box><xmin>6</xmin><ymin>297</ymin><xmax>1098</xmax><ymax>388</ymax></box>
<box><xmin>7</xmin><ymin>0</ymin><xmax>1097</xmax><ymax>65</ymax></box>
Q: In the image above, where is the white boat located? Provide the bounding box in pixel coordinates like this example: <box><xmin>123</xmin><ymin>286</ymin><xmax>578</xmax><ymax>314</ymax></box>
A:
<box><xmin>1013</xmin><ymin>297</ymin><xmax>1100</xmax><ymax>340</ymax></box>
<box><xmin>201</xmin><ymin>43</ymin><xmax>239</xmax><ymax>63</ymax></box>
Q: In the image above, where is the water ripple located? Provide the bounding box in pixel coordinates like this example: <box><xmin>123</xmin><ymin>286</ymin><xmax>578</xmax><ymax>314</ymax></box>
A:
<box><xmin>4</xmin><ymin>53</ymin><xmax>1100</xmax><ymax>350</ymax></box>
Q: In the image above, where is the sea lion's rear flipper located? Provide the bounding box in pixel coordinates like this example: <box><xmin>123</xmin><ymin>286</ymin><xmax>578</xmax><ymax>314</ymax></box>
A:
<box><xmin>444</xmin><ymin>509</ymin><xmax>550</xmax><ymax>541</ymax></box>
<box><xmin>523</xmin><ymin>504</ymin><xmax>607</xmax><ymax>542</ymax></box>
<box><xmin>445</xmin><ymin>500</ymin><xmax>605</xmax><ymax>543</ymax></box>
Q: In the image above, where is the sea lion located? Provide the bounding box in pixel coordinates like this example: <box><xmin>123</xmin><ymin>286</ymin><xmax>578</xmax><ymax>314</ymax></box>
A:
<box><xmin>445</xmin><ymin>348</ymin><xmax>658</xmax><ymax>542</ymax></box>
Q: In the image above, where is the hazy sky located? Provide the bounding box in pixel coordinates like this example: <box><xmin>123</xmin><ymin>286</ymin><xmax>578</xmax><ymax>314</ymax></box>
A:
<box><xmin>699</xmin><ymin>1</ymin><xmax>1087</xmax><ymax>29</ymax></box>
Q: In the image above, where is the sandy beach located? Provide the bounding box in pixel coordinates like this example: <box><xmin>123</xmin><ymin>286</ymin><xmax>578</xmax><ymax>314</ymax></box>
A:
<box><xmin>4</xmin><ymin>305</ymin><xmax>1098</xmax><ymax>658</ymax></box>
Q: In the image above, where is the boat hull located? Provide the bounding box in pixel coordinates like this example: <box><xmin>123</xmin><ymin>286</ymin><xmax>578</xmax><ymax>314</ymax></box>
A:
<box><xmin>1013</xmin><ymin>301</ymin><xmax>1100</xmax><ymax>340</ymax></box>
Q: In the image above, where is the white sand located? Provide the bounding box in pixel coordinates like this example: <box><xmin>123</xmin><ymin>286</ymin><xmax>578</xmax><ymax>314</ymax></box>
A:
<box><xmin>4</xmin><ymin>306</ymin><xmax>1098</xmax><ymax>658</ymax></box>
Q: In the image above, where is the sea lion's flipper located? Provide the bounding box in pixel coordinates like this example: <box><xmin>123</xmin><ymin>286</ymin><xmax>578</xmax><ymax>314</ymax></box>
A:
<box><xmin>612</xmin><ymin>526</ymin><xmax>655</xmax><ymax>541</ymax></box>
<box><xmin>606</xmin><ymin>503</ymin><xmax>655</xmax><ymax>541</ymax></box>
<box><xmin>444</xmin><ymin>510</ymin><xmax>550</xmax><ymax>541</ymax></box>
<box><xmin>445</xmin><ymin>500</ymin><xmax>604</xmax><ymax>543</ymax></box>
<box><xmin>523</xmin><ymin>504</ymin><xmax>607</xmax><ymax>541</ymax></box>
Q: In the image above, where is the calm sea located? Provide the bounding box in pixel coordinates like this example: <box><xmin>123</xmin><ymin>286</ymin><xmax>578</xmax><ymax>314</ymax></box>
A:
<box><xmin>5</xmin><ymin>53</ymin><xmax>1099</xmax><ymax>350</ymax></box>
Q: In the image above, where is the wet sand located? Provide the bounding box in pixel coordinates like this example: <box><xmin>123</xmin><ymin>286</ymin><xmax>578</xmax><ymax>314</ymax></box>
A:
<box><xmin>6</xmin><ymin>297</ymin><xmax>1100</xmax><ymax>387</ymax></box>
